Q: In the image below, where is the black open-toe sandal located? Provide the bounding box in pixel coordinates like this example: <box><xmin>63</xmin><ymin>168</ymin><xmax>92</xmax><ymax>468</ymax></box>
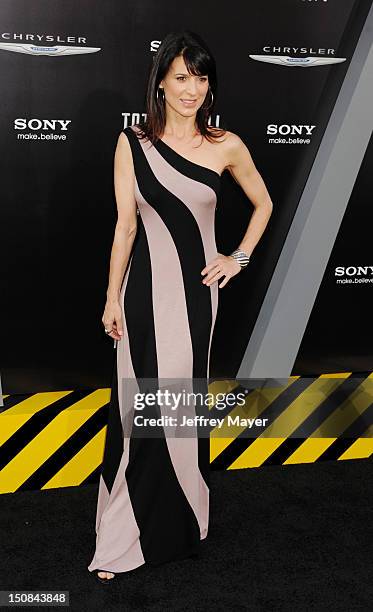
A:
<box><xmin>95</xmin><ymin>570</ymin><xmax>116</xmax><ymax>584</ymax></box>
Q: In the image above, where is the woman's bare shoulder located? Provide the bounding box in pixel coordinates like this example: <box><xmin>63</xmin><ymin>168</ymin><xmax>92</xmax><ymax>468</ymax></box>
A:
<box><xmin>115</xmin><ymin>129</ymin><xmax>136</xmax><ymax>175</ymax></box>
<box><xmin>221</xmin><ymin>129</ymin><xmax>245</xmax><ymax>146</ymax></box>
<box><xmin>116</xmin><ymin>129</ymin><xmax>131</xmax><ymax>153</ymax></box>
<box><xmin>211</xmin><ymin>129</ymin><xmax>248</xmax><ymax>164</ymax></box>
<box><xmin>209</xmin><ymin>128</ymin><xmax>244</xmax><ymax>150</ymax></box>
<box><xmin>210</xmin><ymin>129</ymin><xmax>255</xmax><ymax>176</ymax></box>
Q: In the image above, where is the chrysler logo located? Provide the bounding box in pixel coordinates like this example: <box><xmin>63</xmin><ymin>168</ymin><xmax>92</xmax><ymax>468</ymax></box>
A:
<box><xmin>249</xmin><ymin>54</ymin><xmax>346</xmax><ymax>67</ymax></box>
<box><xmin>0</xmin><ymin>42</ymin><xmax>100</xmax><ymax>56</ymax></box>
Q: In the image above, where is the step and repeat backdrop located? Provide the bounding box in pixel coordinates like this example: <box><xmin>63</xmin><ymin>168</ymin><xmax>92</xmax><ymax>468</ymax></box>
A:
<box><xmin>1</xmin><ymin>0</ymin><xmax>372</xmax><ymax>394</ymax></box>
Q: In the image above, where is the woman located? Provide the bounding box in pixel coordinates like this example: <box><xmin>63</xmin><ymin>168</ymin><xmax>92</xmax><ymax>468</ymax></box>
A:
<box><xmin>88</xmin><ymin>30</ymin><xmax>273</xmax><ymax>583</ymax></box>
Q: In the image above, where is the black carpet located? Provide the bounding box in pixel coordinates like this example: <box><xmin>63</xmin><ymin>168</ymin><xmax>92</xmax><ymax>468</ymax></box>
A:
<box><xmin>1</xmin><ymin>460</ymin><xmax>372</xmax><ymax>611</ymax></box>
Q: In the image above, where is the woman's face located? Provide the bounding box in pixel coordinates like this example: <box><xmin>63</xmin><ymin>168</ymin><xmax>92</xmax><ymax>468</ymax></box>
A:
<box><xmin>160</xmin><ymin>54</ymin><xmax>209</xmax><ymax>117</ymax></box>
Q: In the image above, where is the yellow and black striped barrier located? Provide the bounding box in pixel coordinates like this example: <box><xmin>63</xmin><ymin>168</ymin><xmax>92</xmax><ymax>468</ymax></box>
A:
<box><xmin>0</xmin><ymin>372</ymin><xmax>372</xmax><ymax>494</ymax></box>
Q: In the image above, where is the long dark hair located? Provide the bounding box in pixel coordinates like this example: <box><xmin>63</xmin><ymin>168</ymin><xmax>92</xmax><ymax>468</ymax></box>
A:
<box><xmin>136</xmin><ymin>30</ymin><xmax>226</xmax><ymax>144</ymax></box>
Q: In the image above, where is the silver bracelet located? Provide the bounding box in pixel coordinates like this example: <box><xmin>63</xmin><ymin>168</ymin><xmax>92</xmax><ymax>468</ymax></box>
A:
<box><xmin>229</xmin><ymin>248</ymin><xmax>251</xmax><ymax>268</ymax></box>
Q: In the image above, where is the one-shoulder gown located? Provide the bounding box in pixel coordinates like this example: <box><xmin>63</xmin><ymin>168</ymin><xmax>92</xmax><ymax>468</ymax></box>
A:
<box><xmin>88</xmin><ymin>124</ymin><xmax>221</xmax><ymax>574</ymax></box>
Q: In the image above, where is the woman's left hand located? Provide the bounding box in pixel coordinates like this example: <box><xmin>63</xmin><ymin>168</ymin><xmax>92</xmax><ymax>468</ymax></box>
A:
<box><xmin>201</xmin><ymin>253</ymin><xmax>242</xmax><ymax>288</ymax></box>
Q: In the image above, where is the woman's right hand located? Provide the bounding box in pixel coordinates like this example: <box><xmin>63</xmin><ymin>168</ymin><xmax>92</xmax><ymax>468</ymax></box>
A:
<box><xmin>102</xmin><ymin>299</ymin><xmax>124</xmax><ymax>341</ymax></box>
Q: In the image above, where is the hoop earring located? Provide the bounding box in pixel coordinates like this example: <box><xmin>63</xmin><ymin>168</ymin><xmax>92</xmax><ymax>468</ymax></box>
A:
<box><xmin>205</xmin><ymin>88</ymin><xmax>214</xmax><ymax>109</ymax></box>
<box><xmin>157</xmin><ymin>87</ymin><xmax>165</xmax><ymax>103</ymax></box>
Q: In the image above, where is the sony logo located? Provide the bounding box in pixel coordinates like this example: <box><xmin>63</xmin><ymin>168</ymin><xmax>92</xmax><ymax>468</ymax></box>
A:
<box><xmin>335</xmin><ymin>266</ymin><xmax>373</xmax><ymax>276</ymax></box>
<box><xmin>267</xmin><ymin>124</ymin><xmax>316</xmax><ymax>135</ymax></box>
<box><xmin>14</xmin><ymin>118</ymin><xmax>72</xmax><ymax>130</ymax></box>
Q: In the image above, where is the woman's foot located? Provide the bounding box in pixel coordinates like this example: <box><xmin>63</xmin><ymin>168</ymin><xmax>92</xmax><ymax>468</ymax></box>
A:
<box><xmin>96</xmin><ymin>570</ymin><xmax>115</xmax><ymax>583</ymax></box>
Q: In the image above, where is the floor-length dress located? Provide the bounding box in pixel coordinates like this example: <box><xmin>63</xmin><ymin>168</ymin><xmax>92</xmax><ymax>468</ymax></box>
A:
<box><xmin>88</xmin><ymin>124</ymin><xmax>221</xmax><ymax>574</ymax></box>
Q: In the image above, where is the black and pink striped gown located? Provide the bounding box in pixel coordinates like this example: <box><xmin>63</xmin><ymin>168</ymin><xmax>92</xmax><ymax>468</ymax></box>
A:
<box><xmin>88</xmin><ymin>124</ymin><xmax>221</xmax><ymax>574</ymax></box>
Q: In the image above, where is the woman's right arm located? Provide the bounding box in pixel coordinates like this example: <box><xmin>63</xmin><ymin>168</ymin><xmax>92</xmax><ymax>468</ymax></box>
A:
<box><xmin>102</xmin><ymin>131</ymin><xmax>138</xmax><ymax>341</ymax></box>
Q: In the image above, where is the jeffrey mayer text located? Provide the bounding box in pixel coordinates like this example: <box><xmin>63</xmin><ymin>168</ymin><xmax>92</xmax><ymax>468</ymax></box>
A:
<box><xmin>134</xmin><ymin>415</ymin><xmax>269</xmax><ymax>429</ymax></box>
